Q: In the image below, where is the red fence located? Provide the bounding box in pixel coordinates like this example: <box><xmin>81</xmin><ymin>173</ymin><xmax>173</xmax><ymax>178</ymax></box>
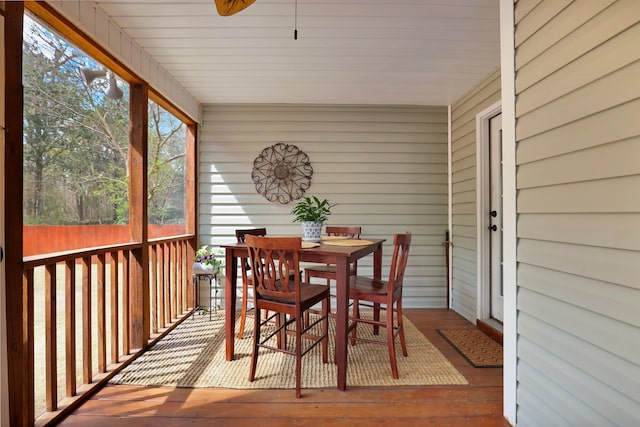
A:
<box><xmin>23</xmin><ymin>224</ymin><xmax>187</xmax><ymax>256</ymax></box>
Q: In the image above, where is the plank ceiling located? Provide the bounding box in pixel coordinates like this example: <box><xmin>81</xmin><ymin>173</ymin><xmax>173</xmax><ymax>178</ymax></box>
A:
<box><xmin>93</xmin><ymin>0</ymin><xmax>501</xmax><ymax>106</ymax></box>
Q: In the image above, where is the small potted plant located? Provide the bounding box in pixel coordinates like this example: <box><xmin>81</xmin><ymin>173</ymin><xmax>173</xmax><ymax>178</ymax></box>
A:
<box><xmin>193</xmin><ymin>245</ymin><xmax>223</xmax><ymax>275</ymax></box>
<box><xmin>291</xmin><ymin>196</ymin><xmax>336</xmax><ymax>242</ymax></box>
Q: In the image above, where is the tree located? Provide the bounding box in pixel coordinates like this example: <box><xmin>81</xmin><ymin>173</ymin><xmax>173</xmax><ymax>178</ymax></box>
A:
<box><xmin>147</xmin><ymin>101</ymin><xmax>186</xmax><ymax>224</ymax></box>
<box><xmin>23</xmin><ymin>15</ymin><xmax>186</xmax><ymax>228</ymax></box>
<box><xmin>23</xmin><ymin>16</ymin><xmax>129</xmax><ymax>224</ymax></box>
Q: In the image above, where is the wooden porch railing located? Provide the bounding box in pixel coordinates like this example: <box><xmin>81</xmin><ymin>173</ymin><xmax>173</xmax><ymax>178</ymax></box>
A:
<box><xmin>21</xmin><ymin>235</ymin><xmax>196</xmax><ymax>426</ymax></box>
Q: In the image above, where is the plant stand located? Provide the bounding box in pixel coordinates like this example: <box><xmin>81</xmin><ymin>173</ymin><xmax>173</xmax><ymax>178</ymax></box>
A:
<box><xmin>192</xmin><ymin>273</ymin><xmax>218</xmax><ymax>320</ymax></box>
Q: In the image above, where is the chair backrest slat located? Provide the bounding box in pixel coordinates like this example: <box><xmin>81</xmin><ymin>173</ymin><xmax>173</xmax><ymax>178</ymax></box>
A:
<box><xmin>388</xmin><ymin>233</ymin><xmax>411</xmax><ymax>297</ymax></box>
<box><xmin>326</xmin><ymin>226</ymin><xmax>361</xmax><ymax>239</ymax></box>
<box><xmin>236</xmin><ymin>228</ymin><xmax>267</xmax><ymax>275</ymax></box>
<box><xmin>245</xmin><ymin>236</ymin><xmax>301</xmax><ymax>300</ymax></box>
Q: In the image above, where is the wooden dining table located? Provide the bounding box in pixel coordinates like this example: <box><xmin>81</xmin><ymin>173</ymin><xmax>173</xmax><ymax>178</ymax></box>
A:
<box><xmin>222</xmin><ymin>237</ymin><xmax>385</xmax><ymax>391</ymax></box>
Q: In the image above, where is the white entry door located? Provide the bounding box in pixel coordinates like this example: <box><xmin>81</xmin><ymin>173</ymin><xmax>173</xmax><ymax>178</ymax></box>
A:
<box><xmin>488</xmin><ymin>113</ymin><xmax>503</xmax><ymax>322</ymax></box>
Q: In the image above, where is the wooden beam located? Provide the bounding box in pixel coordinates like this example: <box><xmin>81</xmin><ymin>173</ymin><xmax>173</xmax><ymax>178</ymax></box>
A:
<box><xmin>129</xmin><ymin>83</ymin><xmax>149</xmax><ymax>349</ymax></box>
<box><xmin>4</xmin><ymin>2</ymin><xmax>33</xmax><ymax>425</ymax></box>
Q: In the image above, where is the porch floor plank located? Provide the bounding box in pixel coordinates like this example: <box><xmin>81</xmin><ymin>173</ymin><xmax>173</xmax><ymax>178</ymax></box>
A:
<box><xmin>58</xmin><ymin>309</ymin><xmax>511</xmax><ymax>426</ymax></box>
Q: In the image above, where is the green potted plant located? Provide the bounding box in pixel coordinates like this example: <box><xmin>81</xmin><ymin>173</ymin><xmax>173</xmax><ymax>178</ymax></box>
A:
<box><xmin>291</xmin><ymin>196</ymin><xmax>336</xmax><ymax>242</ymax></box>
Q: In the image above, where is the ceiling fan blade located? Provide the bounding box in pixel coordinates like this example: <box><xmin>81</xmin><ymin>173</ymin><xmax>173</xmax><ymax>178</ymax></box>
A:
<box><xmin>215</xmin><ymin>0</ymin><xmax>256</xmax><ymax>16</ymax></box>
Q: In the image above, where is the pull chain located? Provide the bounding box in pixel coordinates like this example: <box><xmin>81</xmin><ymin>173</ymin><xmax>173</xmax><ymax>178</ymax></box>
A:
<box><xmin>294</xmin><ymin>0</ymin><xmax>298</xmax><ymax>40</ymax></box>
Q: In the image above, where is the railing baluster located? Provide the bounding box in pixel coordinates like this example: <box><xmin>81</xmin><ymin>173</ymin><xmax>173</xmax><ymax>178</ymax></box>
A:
<box><xmin>82</xmin><ymin>255</ymin><xmax>92</xmax><ymax>384</ymax></box>
<box><xmin>45</xmin><ymin>263</ymin><xmax>57</xmax><ymax>411</ymax></box>
<box><xmin>158</xmin><ymin>243</ymin><xmax>166</xmax><ymax>329</ymax></box>
<box><xmin>24</xmin><ymin>268</ymin><xmax>36</xmax><ymax>422</ymax></box>
<box><xmin>170</xmin><ymin>242</ymin><xmax>177</xmax><ymax>320</ymax></box>
<box><xmin>176</xmin><ymin>241</ymin><xmax>183</xmax><ymax>314</ymax></box>
<box><xmin>110</xmin><ymin>251</ymin><xmax>119</xmax><ymax>365</ymax></box>
<box><xmin>65</xmin><ymin>259</ymin><xmax>77</xmax><ymax>397</ymax></box>
<box><xmin>150</xmin><ymin>244</ymin><xmax>158</xmax><ymax>334</ymax></box>
<box><xmin>97</xmin><ymin>253</ymin><xmax>106</xmax><ymax>373</ymax></box>
<box><xmin>164</xmin><ymin>243</ymin><xmax>171</xmax><ymax>325</ymax></box>
<box><xmin>122</xmin><ymin>250</ymin><xmax>130</xmax><ymax>355</ymax></box>
<box><xmin>183</xmin><ymin>241</ymin><xmax>189</xmax><ymax>311</ymax></box>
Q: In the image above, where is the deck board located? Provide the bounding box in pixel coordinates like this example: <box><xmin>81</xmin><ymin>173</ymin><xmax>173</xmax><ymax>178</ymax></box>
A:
<box><xmin>58</xmin><ymin>309</ymin><xmax>511</xmax><ymax>426</ymax></box>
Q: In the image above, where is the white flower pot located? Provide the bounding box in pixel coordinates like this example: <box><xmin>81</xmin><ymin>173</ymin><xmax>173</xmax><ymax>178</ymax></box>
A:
<box><xmin>192</xmin><ymin>262</ymin><xmax>217</xmax><ymax>275</ymax></box>
<box><xmin>301</xmin><ymin>221</ymin><xmax>323</xmax><ymax>242</ymax></box>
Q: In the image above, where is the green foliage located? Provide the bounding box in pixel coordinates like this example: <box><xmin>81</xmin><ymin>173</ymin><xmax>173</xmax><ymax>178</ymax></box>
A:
<box><xmin>22</xmin><ymin>15</ymin><xmax>186</xmax><ymax>227</ymax></box>
<box><xmin>291</xmin><ymin>196</ymin><xmax>335</xmax><ymax>223</ymax></box>
<box><xmin>147</xmin><ymin>101</ymin><xmax>186</xmax><ymax>224</ymax></box>
<box><xmin>194</xmin><ymin>246</ymin><xmax>223</xmax><ymax>270</ymax></box>
<box><xmin>22</xmin><ymin>15</ymin><xmax>130</xmax><ymax>225</ymax></box>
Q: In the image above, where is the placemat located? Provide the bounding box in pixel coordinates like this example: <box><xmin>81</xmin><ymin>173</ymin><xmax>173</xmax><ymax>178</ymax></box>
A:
<box><xmin>301</xmin><ymin>241</ymin><xmax>321</xmax><ymax>249</ymax></box>
<box><xmin>321</xmin><ymin>235</ymin><xmax>348</xmax><ymax>241</ymax></box>
<box><xmin>322</xmin><ymin>239</ymin><xmax>374</xmax><ymax>247</ymax></box>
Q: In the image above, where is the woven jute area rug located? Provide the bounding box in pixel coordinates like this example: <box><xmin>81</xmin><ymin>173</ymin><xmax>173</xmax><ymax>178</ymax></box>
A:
<box><xmin>111</xmin><ymin>311</ymin><xmax>468</xmax><ymax>389</ymax></box>
<box><xmin>437</xmin><ymin>328</ymin><xmax>503</xmax><ymax>368</ymax></box>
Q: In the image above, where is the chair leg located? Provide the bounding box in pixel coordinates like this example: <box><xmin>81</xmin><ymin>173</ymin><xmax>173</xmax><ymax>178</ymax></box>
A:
<box><xmin>249</xmin><ymin>306</ymin><xmax>260</xmax><ymax>382</ymax></box>
<box><xmin>321</xmin><ymin>298</ymin><xmax>329</xmax><ymax>363</ymax></box>
<box><xmin>387</xmin><ymin>306</ymin><xmax>399</xmax><ymax>379</ymax></box>
<box><xmin>302</xmin><ymin>309</ymin><xmax>309</xmax><ymax>329</ymax></box>
<box><xmin>397</xmin><ymin>301</ymin><xmax>408</xmax><ymax>357</ymax></box>
<box><xmin>350</xmin><ymin>299</ymin><xmax>360</xmax><ymax>346</ymax></box>
<box><xmin>237</xmin><ymin>280</ymin><xmax>249</xmax><ymax>339</ymax></box>
<box><xmin>373</xmin><ymin>302</ymin><xmax>381</xmax><ymax>335</ymax></box>
<box><xmin>295</xmin><ymin>315</ymin><xmax>303</xmax><ymax>398</ymax></box>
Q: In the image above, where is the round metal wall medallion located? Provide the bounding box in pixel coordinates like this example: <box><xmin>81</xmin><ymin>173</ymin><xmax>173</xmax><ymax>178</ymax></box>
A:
<box><xmin>252</xmin><ymin>143</ymin><xmax>313</xmax><ymax>204</ymax></box>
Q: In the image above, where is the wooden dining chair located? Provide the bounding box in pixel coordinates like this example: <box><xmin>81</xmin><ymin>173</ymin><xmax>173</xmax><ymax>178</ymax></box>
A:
<box><xmin>304</xmin><ymin>225</ymin><xmax>362</xmax><ymax>286</ymax></box>
<box><xmin>303</xmin><ymin>226</ymin><xmax>361</xmax><ymax>326</ymax></box>
<box><xmin>235</xmin><ymin>228</ymin><xmax>267</xmax><ymax>339</ymax></box>
<box><xmin>245</xmin><ymin>235</ymin><xmax>331</xmax><ymax>398</ymax></box>
<box><xmin>348</xmin><ymin>233</ymin><xmax>412</xmax><ymax>379</ymax></box>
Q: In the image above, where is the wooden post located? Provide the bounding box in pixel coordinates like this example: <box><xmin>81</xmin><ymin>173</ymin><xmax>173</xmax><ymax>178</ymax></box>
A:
<box><xmin>129</xmin><ymin>83</ymin><xmax>150</xmax><ymax>349</ymax></box>
<box><xmin>4</xmin><ymin>3</ymin><xmax>33</xmax><ymax>425</ymax></box>
<box><xmin>185</xmin><ymin>124</ymin><xmax>197</xmax><ymax>304</ymax></box>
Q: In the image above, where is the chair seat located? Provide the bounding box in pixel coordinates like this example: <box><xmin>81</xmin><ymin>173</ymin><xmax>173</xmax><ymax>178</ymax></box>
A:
<box><xmin>350</xmin><ymin>276</ymin><xmax>388</xmax><ymax>295</ymax></box>
<box><xmin>349</xmin><ymin>276</ymin><xmax>403</xmax><ymax>306</ymax></box>
<box><xmin>259</xmin><ymin>283</ymin><xmax>329</xmax><ymax>308</ymax></box>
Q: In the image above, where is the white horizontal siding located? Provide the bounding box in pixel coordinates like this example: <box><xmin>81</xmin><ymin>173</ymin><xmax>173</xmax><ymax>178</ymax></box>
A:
<box><xmin>449</xmin><ymin>68</ymin><xmax>501</xmax><ymax>323</ymax></box>
<box><xmin>199</xmin><ymin>104</ymin><xmax>449</xmax><ymax>309</ymax></box>
<box><xmin>514</xmin><ymin>0</ymin><xmax>640</xmax><ymax>424</ymax></box>
<box><xmin>46</xmin><ymin>0</ymin><xmax>199</xmax><ymax>121</ymax></box>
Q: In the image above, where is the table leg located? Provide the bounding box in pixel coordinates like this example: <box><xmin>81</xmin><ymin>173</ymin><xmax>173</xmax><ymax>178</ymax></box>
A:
<box><xmin>334</xmin><ymin>257</ymin><xmax>349</xmax><ymax>391</ymax></box>
<box><xmin>192</xmin><ymin>275</ymin><xmax>197</xmax><ymax>320</ymax></box>
<box><xmin>373</xmin><ymin>243</ymin><xmax>383</xmax><ymax>335</ymax></box>
<box><xmin>225</xmin><ymin>249</ymin><xmax>238</xmax><ymax>360</ymax></box>
<box><xmin>208</xmin><ymin>275</ymin><xmax>212</xmax><ymax>321</ymax></box>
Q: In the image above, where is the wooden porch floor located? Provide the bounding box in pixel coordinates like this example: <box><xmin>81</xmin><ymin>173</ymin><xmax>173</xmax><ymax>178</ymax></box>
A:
<box><xmin>57</xmin><ymin>309</ymin><xmax>510</xmax><ymax>426</ymax></box>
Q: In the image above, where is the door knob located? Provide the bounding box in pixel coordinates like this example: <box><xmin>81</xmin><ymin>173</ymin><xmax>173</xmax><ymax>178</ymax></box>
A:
<box><xmin>490</xmin><ymin>210</ymin><xmax>497</xmax><ymax>217</ymax></box>
<box><xmin>489</xmin><ymin>224</ymin><xmax>497</xmax><ymax>231</ymax></box>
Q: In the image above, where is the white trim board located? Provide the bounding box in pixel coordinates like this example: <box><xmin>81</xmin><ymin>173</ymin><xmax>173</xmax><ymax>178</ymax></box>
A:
<box><xmin>499</xmin><ymin>0</ymin><xmax>517</xmax><ymax>423</ymax></box>
<box><xmin>475</xmin><ymin>100</ymin><xmax>502</xmax><ymax>322</ymax></box>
